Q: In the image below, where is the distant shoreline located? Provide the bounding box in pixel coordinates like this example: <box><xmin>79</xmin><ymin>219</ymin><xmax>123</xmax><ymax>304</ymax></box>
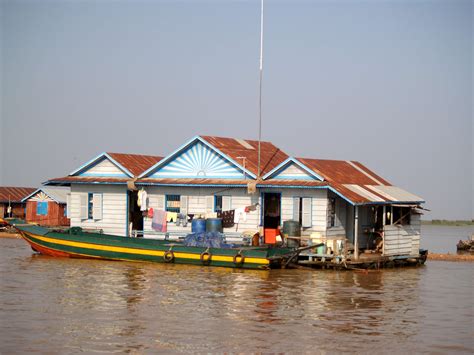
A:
<box><xmin>422</xmin><ymin>220</ymin><xmax>474</xmax><ymax>226</ymax></box>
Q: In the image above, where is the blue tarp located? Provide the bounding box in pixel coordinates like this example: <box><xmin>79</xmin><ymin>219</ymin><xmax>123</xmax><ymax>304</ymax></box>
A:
<box><xmin>183</xmin><ymin>232</ymin><xmax>234</xmax><ymax>248</ymax></box>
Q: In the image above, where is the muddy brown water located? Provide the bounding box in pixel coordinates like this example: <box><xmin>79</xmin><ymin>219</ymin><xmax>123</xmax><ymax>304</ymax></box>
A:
<box><xmin>0</xmin><ymin>227</ymin><xmax>473</xmax><ymax>353</ymax></box>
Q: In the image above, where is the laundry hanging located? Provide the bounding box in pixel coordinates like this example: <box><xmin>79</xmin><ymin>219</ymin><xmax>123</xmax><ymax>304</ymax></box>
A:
<box><xmin>152</xmin><ymin>210</ymin><xmax>167</xmax><ymax>232</ymax></box>
<box><xmin>140</xmin><ymin>190</ymin><xmax>148</xmax><ymax>211</ymax></box>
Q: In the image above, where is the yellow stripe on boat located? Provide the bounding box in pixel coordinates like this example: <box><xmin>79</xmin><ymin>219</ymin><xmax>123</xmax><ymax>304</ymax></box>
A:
<box><xmin>28</xmin><ymin>233</ymin><xmax>270</xmax><ymax>265</ymax></box>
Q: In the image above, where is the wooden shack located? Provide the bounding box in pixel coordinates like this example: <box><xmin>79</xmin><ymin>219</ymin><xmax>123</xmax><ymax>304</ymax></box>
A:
<box><xmin>23</xmin><ymin>186</ymin><xmax>71</xmax><ymax>227</ymax></box>
<box><xmin>0</xmin><ymin>187</ymin><xmax>36</xmax><ymax>219</ymax></box>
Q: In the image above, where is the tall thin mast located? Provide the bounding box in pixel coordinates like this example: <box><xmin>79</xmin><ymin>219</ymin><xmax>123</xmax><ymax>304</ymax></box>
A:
<box><xmin>257</xmin><ymin>0</ymin><xmax>264</xmax><ymax>178</ymax></box>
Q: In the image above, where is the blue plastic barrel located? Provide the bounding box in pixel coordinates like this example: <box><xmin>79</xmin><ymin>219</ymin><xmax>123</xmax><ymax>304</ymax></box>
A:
<box><xmin>191</xmin><ymin>218</ymin><xmax>206</xmax><ymax>233</ymax></box>
<box><xmin>205</xmin><ymin>218</ymin><xmax>223</xmax><ymax>233</ymax></box>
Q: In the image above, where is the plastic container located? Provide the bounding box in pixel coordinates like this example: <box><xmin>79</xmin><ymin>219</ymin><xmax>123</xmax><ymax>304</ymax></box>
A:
<box><xmin>282</xmin><ymin>220</ymin><xmax>301</xmax><ymax>237</ymax></box>
<box><xmin>282</xmin><ymin>220</ymin><xmax>301</xmax><ymax>248</ymax></box>
<box><xmin>191</xmin><ymin>218</ymin><xmax>206</xmax><ymax>233</ymax></box>
<box><xmin>264</xmin><ymin>228</ymin><xmax>278</xmax><ymax>244</ymax></box>
<box><xmin>205</xmin><ymin>218</ymin><xmax>223</xmax><ymax>233</ymax></box>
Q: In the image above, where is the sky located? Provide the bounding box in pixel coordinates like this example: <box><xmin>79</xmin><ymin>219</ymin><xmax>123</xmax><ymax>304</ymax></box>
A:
<box><xmin>1</xmin><ymin>0</ymin><xmax>472</xmax><ymax>220</ymax></box>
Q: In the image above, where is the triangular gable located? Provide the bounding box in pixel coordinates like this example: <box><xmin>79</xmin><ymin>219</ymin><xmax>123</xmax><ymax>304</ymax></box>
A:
<box><xmin>70</xmin><ymin>153</ymin><xmax>133</xmax><ymax>178</ymax></box>
<box><xmin>263</xmin><ymin>157</ymin><xmax>324</xmax><ymax>181</ymax></box>
<box><xmin>141</xmin><ymin>137</ymin><xmax>254</xmax><ymax>179</ymax></box>
<box><xmin>22</xmin><ymin>189</ymin><xmax>54</xmax><ymax>202</ymax></box>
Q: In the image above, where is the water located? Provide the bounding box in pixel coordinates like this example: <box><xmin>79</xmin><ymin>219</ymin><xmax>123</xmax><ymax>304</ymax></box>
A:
<box><xmin>0</xmin><ymin>226</ymin><xmax>473</xmax><ymax>354</ymax></box>
<box><xmin>421</xmin><ymin>224</ymin><xmax>473</xmax><ymax>253</ymax></box>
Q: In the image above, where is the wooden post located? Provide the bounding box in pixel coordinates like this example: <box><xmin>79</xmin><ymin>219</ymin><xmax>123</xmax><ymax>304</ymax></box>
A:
<box><xmin>354</xmin><ymin>206</ymin><xmax>359</xmax><ymax>260</ymax></box>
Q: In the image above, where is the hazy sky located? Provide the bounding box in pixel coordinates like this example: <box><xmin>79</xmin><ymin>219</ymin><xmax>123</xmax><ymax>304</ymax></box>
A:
<box><xmin>1</xmin><ymin>0</ymin><xmax>472</xmax><ymax>220</ymax></box>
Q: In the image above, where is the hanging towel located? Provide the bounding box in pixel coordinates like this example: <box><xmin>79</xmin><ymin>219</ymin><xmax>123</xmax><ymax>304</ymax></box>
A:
<box><xmin>234</xmin><ymin>208</ymin><xmax>247</xmax><ymax>224</ymax></box>
<box><xmin>166</xmin><ymin>212</ymin><xmax>178</xmax><ymax>223</ymax></box>
<box><xmin>140</xmin><ymin>190</ymin><xmax>148</xmax><ymax>211</ymax></box>
<box><xmin>221</xmin><ymin>210</ymin><xmax>235</xmax><ymax>228</ymax></box>
<box><xmin>152</xmin><ymin>210</ymin><xmax>167</xmax><ymax>232</ymax></box>
<box><xmin>147</xmin><ymin>207</ymin><xmax>154</xmax><ymax>218</ymax></box>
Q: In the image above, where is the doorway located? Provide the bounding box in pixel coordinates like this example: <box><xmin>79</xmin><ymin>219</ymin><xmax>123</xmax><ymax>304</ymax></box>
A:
<box><xmin>128</xmin><ymin>190</ymin><xmax>143</xmax><ymax>235</ymax></box>
<box><xmin>262</xmin><ymin>192</ymin><xmax>281</xmax><ymax>229</ymax></box>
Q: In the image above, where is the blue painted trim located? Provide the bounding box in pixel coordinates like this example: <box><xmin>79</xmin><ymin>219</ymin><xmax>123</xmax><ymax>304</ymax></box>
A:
<box><xmin>356</xmin><ymin>200</ymin><xmax>425</xmax><ymax>206</ymax></box>
<box><xmin>327</xmin><ymin>186</ymin><xmax>355</xmax><ymax>205</ymax></box>
<box><xmin>21</xmin><ymin>188</ymin><xmax>42</xmax><ymax>203</ymax></box>
<box><xmin>262</xmin><ymin>157</ymin><xmax>324</xmax><ymax>181</ymax></box>
<box><xmin>139</xmin><ymin>136</ymin><xmax>257</xmax><ymax>179</ymax></box>
<box><xmin>126</xmin><ymin>190</ymin><xmax>130</xmax><ymax>237</ymax></box>
<box><xmin>47</xmin><ymin>180</ymin><xmax>128</xmax><ymax>186</ymax></box>
<box><xmin>69</xmin><ymin>153</ymin><xmax>134</xmax><ymax>178</ymax></box>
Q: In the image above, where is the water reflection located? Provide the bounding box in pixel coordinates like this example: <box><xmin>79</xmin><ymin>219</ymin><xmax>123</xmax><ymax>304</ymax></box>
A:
<box><xmin>0</xmin><ymin>237</ymin><xmax>472</xmax><ymax>354</ymax></box>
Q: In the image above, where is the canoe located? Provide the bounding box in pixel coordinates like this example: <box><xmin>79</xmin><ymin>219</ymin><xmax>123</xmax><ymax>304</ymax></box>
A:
<box><xmin>4</xmin><ymin>219</ymin><xmax>294</xmax><ymax>270</ymax></box>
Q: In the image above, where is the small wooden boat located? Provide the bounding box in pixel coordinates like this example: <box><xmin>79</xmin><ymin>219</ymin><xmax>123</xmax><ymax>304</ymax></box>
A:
<box><xmin>456</xmin><ymin>235</ymin><xmax>474</xmax><ymax>252</ymax></box>
<box><xmin>4</xmin><ymin>219</ymin><xmax>295</xmax><ymax>270</ymax></box>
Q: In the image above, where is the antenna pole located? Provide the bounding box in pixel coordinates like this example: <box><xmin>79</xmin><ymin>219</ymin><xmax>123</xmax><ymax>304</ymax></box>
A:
<box><xmin>257</xmin><ymin>0</ymin><xmax>264</xmax><ymax>179</ymax></box>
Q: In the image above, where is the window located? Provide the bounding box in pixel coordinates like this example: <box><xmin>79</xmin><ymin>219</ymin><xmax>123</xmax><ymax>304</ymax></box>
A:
<box><xmin>327</xmin><ymin>198</ymin><xmax>336</xmax><ymax>227</ymax></box>
<box><xmin>166</xmin><ymin>194</ymin><xmax>181</xmax><ymax>213</ymax></box>
<box><xmin>80</xmin><ymin>193</ymin><xmax>102</xmax><ymax>220</ymax></box>
<box><xmin>293</xmin><ymin>197</ymin><xmax>312</xmax><ymax>228</ymax></box>
<box><xmin>88</xmin><ymin>193</ymin><xmax>94</xmax><ymax>219</ymax></box>
<box><xmin>215</xmin><ymin>196</ymin><xmax>223</xmax><ymax>213</ymax></box>
<box><xmin>64</xmin><ymin>206</ymin><xmax>68</xmax><ymax>217</ymax></box>
<box><xmin>392</xmin><ymin>206</ymin><xmax>411</xmax><ymax>225</ymax></box>
<box><xmin>214</xmin><ymin>195</ymin><xmax>231</xmax><ymax>213</ymax></box>
<box><xmin>37</xmin><ymin>201</ymin><xmax>48</xmax><ymax>216</ymax></box>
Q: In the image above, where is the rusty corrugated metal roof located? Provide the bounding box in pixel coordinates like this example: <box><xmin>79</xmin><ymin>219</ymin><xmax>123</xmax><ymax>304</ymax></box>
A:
<box><xmin>297</xmin><ymin>158</ymin><xmax>392</xmax><ymax>186</ymax></box>
<box><xmin>296</xmin><ymin>158</ymin><xmax>423</xmax><ymax>204</ymax></box>
<box><xmin>107</xmin><ymin>153</ymin><xmax>163</xmax><ymax>177</ymax></box>
<box><xmin>47</xmin><ymin>176</ymin><xmax>130</xmax><ymax>185</ymax></box>
<box><xmin>201</xmin><ymin>136</ymin><xmax>289</xmax><ymax>177</ymax></box>
<box><xmin>0</xmin><ymin>187</ymin><xmax>36</xmax><ymax>203</ymax></box>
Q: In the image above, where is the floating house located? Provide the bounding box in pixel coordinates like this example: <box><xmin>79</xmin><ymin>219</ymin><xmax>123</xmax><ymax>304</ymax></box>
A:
<box><xmin>0</xmin><ymin>187</ymin><xmax>36</xmax><ymax>219</ymax></box>
<box><xmin>22</xmin><ymin>186</ymin><xmax>71</xmax><ymax>227</ymax></box>
<box><xmin>46</xmin><ymin>136</ymin><xmax>425</xmax><ymax>259</ymax></box>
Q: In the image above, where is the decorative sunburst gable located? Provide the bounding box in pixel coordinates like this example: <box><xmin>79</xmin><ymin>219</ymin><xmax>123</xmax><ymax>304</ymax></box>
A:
<box><xmin>29</xmin><ymin>191</ymin><xmax>54</xmax><ymax>202</ymax></box>
<box><xmin>263</xmin><ymin>157</ymin><xmax>324</xmax><ymax>181</ymax></box>
<box><xmin>70</xmin><ymin>153</ymin><xmax>132</xmax><ymax>178</ymax></box>
<box><xmin>143</xmin><ymin>138</ymin><xmax>251</xmax><ymax>179</ymax></box>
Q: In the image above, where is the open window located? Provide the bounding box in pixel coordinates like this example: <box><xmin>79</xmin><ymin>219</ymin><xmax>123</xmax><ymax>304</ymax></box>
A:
<box><xmin>293</xmin><ymin>197</ymin><xmax>312</xmax><ymax>228</ymax></box>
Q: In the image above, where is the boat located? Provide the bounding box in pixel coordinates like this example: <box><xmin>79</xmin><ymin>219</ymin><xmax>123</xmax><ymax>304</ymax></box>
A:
<box><xmin>456</xmin><ymin>235</ymin><xmax>474</xmax><ymax>252</ymax></box>
<box><xmin>3</xmin><ymin>218</ymin><xmax>296</xmax><ymax>270</ymax></box>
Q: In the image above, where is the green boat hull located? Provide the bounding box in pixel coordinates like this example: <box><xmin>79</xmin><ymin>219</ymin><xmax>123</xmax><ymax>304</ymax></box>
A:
<box><xmin>7</xmin><ymin>220</ymin><xmax>293</xmax><ymax>270</ymax></box>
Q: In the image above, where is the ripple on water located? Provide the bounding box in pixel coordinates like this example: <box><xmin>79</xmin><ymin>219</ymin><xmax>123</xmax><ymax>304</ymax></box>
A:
<box><xmin>0</xmin><ymin>238</ymin><xmax>473</xmax><ymax>353</ymax></box>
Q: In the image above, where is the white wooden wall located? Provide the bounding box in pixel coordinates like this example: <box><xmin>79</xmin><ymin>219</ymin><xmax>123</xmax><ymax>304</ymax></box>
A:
<box><xmin>70</xmin><ymin>184</ymin><xmax>128</xmax><ymax>236</ymax></box>
<box><xmin>143</xmin><ymin>187</ymin><xmax>261</xmax><ymax>236</ymax></box>
<box><xmin>274</xmin><ymin>188</ymin><xmax>327</xmax><ymax>234</ymax></box>
<box><xmin>383</xmin><ymin>222</ymin><xmax>421</xmax><ymax>257</ymax></box>
<box><xmin>80</xmin><ymin>158</ymin><xmax>126</xmax><ymax>177</ymax></box>
<box><xmin>143</xmin><ymin>187</ymin><xmax>328</xmax><ymax>237</ymax></box>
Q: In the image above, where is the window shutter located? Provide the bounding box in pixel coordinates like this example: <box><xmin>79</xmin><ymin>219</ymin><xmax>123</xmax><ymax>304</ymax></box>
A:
<box><xmin>222</xmin><ymin>196</ymin><xmax>231</xmax><ymax>211</ymax></box>
<box><xmin>156</xmin><ymin>195</ymin><xmax>165</xmax><ymax>210</ymax></box>
<box><xmin>66</xmin><ymin>194</ymin><xmax>71</xmax><ymax>218</ymax></box>
<box><xmin>302</xmin><ymin>197</ymin><xmax>312</xmax><ymax>228</ymax></box>
<box><xmin>293</xmin><ymin>197</ymin><xmax>300</xmax><ymax>221</ymax></box>
<box><xmin>92</xmin><ymin>193</ymin><xmax>103</xmax><ymax>220</ymax></box>
<box><xmin>80</xmin><ymin>194</ymin><xmax>88</xmax><ymax>220</ymax></box>
<box><xmin>180</xmin><ymin>196</ymin><xmax>188</xmax><ymax>215</ymax></box>
<box><xmin>205</xmin><ymin>196</ymin><xmax>214</xmax><ymax>213</ymax></box>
